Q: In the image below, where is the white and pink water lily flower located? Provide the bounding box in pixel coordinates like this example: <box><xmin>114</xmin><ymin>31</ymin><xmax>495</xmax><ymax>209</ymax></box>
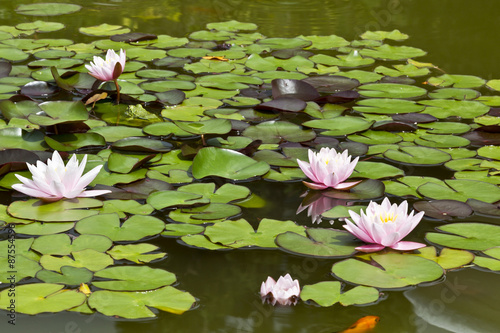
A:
<box><xmin>297</xmin><ymin>148</ymin><xmax>361</xmax><ymax>191</ymax></box>
<box><xmin>260</xmin><ymin>274</ymin><xmax>300</xmax><ymax>306</ymax></box>
<box><xmin>12</xmin><ymin>151</ymin><xmax>111</xmax><ymax>202</ymax></box>
<box><xmin>85</xmin><ymin>49</ymin><xmax>126</xmax><ymax>82</ymax></box>
<box><xmin>343</xmin><ymin>197</ymin><xmax>426</xmax><ymax>253</ymax></box>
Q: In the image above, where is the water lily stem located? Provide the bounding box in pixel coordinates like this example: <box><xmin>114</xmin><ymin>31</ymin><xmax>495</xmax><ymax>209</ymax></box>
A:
<box><xmin>114</xmin><ymin>79</ymin><xmax>120</xmax><ymax>104</ymax></box>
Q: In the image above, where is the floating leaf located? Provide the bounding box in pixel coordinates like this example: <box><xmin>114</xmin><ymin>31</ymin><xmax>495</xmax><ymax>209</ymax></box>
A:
<box><xmin>354</xmin><ymin>98</ymin><xmax>424</xmax><ymax>114</ymax></box>
<box><xmin>192</xmin><ymin>147</ymin><xmax>270</xmax><ymax>180</ymax></box>
<box><xmin>88</xmin><ymin>286</ymin><xmax>195</xmax><ymax>318</ymax></box>
<box><xmin>16</xmin><ymin>3</ymin><xmax>81</xmax><ymax>16</ymax></box>
<box><xmin>413</xmin><ymin>200</ymin><xmax>472</xmax><ymax>220</ymax></box>
<box><xmin>384</xmin><ymin>146</ymin><xmax>451</xmax><ymax>165</ymax></box>
<box><xmin>92</xmin><ymin>266</ymin><xmax>176</xmax><ymax>291</ymax></box>
<box><xmin>276</xmin><ymin>228</ymin><xmax>357</xmax><ymax>258</ymax></box>
<box><xmin>426</xmin><ymin>223</ymin><xmax>500</xmax><ymax>250</ymax></box>
<box><xmin>417</xmin><ymin>179</ymin><xmax>500</xmax><ymax>203</ymax></box>
<box><xmin>301</xmin><ymin>281</ymin><xmax>380</xmax><ymax>306</ymax></box>
<box><xmin>107</xmin><ymin>243</ymin><xmax>166</xmax><ymax>263</ymax></box>
<box><xmin>360</xmin><ymin>44</ymin><xmax>426</xmax><ymax>60</ymax></box>
<box><xmin>40</xmin><ymin>249</ymin><xmax>113</xmax><ymax>272</ymax></box>
<box><xmin>205</xmin><ymin>218</ymin><xmax>305</xmax><ymax>248</ymax></box>
<box><xmin>427</xmin><ymin>74</ymin><xmax>485</xmax><ymax>88</ymax></box>
<box><xmin>7</xmin><ymin>198</ymin><xmax>101</xmax><ymax>222</ymax></box>
<box><xmin>0</xmin><ymin>284</ymin><xmax>85</xmax><ymax>315</ymax></box>
<box><xmin>36</xmin><ymin>266</ymin><xmax>93</xmax><ymax>285</ymax></box>
<box><xmin>75</xmin><ymin>214</ymin><xmax>165</xmax><ymax>241</ymax></box>
<box><xmin>358</xmin><ymin>83</ymin><xmax>426</xmax><ymax>99</ymax></box>
<box><xmin>79</xmin><ymin>24</ymin><xmax>130</xmax><ymax>36</ymax></box>
<box><xmin>409</xmin><ymin>246</ymin><xmax>474</xmax><ymax>270</ymax></box>
<box><xmin>332</xmin><ymin>253</ymin><xmax>443</xmax><ymax>288</ymax></box>
<box><xmin>32</xmin><ymin>234</ymin><xmax>112</xmax><ymax>255</ymax></box>
<box><xmin>242</xmin><ymin>121</ymin><xmax>316</xmax><ymax>143</ymax></box>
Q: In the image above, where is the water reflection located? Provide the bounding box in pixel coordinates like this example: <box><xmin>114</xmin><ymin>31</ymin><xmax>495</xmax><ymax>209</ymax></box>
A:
<box><xmin>297</xmin><ymin>190</ymin><xmax>353</xmax><ymax>224</ymax></box>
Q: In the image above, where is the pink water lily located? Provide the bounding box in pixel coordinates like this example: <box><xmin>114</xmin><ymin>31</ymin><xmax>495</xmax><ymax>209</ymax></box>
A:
<box><xmin>297</xmin><ymin>193</ymin><xmax>352</xmax><ymax>224</ymax></box>
<box><xmin>85</xmin><ymin>49</ymin><xmax>126</xmax><ymax>103</ymax></box>
<box><xmin>12</xmin><ymin>151</ymin><xmax>111</xmax><ymax>202</ymax></box>
<box><xmin>297</xmin><ymin>148</ymin><xmax>361</xmax><ymax>190</ymax></box>
<box><xmin>260</xmin><ymin>274</ymin><xmax>300</xmax><ymax>306</ymax></box>
<box><xmin>343</xmin><ymin>197</ymin><xmax>426</xmax><ymax>253</ymax></box>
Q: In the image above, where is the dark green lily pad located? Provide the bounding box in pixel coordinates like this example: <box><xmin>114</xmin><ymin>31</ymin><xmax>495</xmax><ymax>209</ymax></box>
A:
<box><xmin>92</xmin><ymin>266</ymin><xmax>176</xmax><ymax>291</ymax></box>
<box><xmin>0</xmin><ymin>284</ymin><xmax>86</xmax><ymax>315</ymax></box>
<box><xmin>16</xmin><ymin>3</ymin><xmax>81</xmax><ymax>16</ymax></box>
<box><xmin>276</xmin><ymin>228</ymin><xmax>357</xmax><ymax>258</ymax></box>
<box><xmin>413</xmin><ymin>200</ymin><xmax>472</xmax><ymax>220</ymax></box>
<box><xmin>192</xmin><ymin>147</ymin><xmax>270</xmax><ymax>180</ymax></box>
<box><xmin>426</xmin><ymin>223</ymin><xmax>500</xmax><ymax>251</ymax></box>
<box><xmin>332</xmin><ymin>253</ymin><xmax>443</xmax><ymax>289</ymax></box>
<box><xmin>322</xmin><ymin>179</ymin><xmax>385</xmax><ymax>200</ymax></box>
<box><xmin>75</xmin><ymin>213</ymin><xmax>165</xmax><ymax>241</ymax></box>
<box><xmin>301</xmin><ymin>281</ymin><xmax>380</xmax><ymax>306</ymax></box>
<box><xmin>28</xmin><ymin>100</ymin><xmax>88</xmax><ymax>126</ymax></box>
<box><xmin>303</xmin><ymin>116</ymin><xmax>373</xmax><ymax>136</ymax></box>
<box><xmin>79</xmin><ymin>24</ymin><xmax>130</xmax><ymax>36</ymax></box>
<box><xmin>242</xmin><ymin>121</ymin><xmax>316</xmax><ymax>143</ymax></box>
<box><xmin>112</xmin><ymin>137</ymin><xmax>173</xmax><ymax>153</ymax></box>
<box><xmin>88</xmin><ymin>286</ymin><xmax>195</xmax><ymax>318</ymax></box>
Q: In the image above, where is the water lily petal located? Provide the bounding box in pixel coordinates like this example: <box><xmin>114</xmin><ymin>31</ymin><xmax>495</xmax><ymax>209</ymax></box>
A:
<box><xmin>390</xmin><ymin>241</ymin><xmax>426</xmax><ymax>251</ymax></box>
<box><xmin>355</xmin><ymin>244</ymin><xmax>386</xmax><ymax>252</ymax></box>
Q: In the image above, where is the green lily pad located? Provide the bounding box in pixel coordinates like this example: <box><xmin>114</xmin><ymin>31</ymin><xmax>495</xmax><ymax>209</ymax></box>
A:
<box><xmin>36</xmin><ymin>266</ymin><xmax>93</xmax><ymax>285</ymax></box>
<box><xmin>383</xmin><ymin>176</ymin><xmax>446</xmax><ymax>197</ymax></box>
<box><xmin>45</xmin><ymin>133</ymin><xmax>106</xmax><ymax>151</ymax></box>
<box><xmin>242</xmin><ymin>121</ymin><xmax>316</xmax><ymax>143</ymax></box>
<box><xmin>415</xmin><ymin>134</ymin><xmax>470</xmax><ymax>148</ymax></box>
<box><xmin>418</xmin><ymin>179</ymin><xmax>500</xmax><ymax>203</ymax></box>
<box><xmin>147</xmin><ymin>191</ymin><xmax>207</xmax><ymax>210</ymax></box>
<box><xmin>0</xmin><ymin>254</ymin><xmax>41</xmax><ymax>282</ymax></box>
<box><xmin>204</xmin><ymin>218</ymin><xmax>305</xmax><ymax>248</ymax></box>
<box><xmin>303</xmin><ymin>116</ymin><xmax>373</xmax><ymax>136</ymax></box>
<box><xmin>426</xmin><ymin>223</ymin><xmax>500</xmax><ymax>251</ymax></box>
<box><xmin>40</xmin><ymin>249</ymin><xmax>113</xmax><ymax>272</ymax></box>
<box><xmin>16</xmin><ymin>3</ymin><xmax>81</xmax><ymax>16</ymax></box>
<box><xmin>310</xmin><ymin>52</ymin><xmax>374</xmax><ymax>68</ymax></box>
<box><xmin>298</xmin><ymin>34</ymin><xmax>349</xmax><ymax>49</ymax></box>
<box><xmin>14</xmin><ymin>222</ymin><xmax>75</xmax><ymax>235</ymax></box>
<box><xmin>408</xmin><ymin>246</ymin><xmax>474</xmax><ymax>270</ymax></box>
<box><xmin>93</xmin><ymin>266</ymin><xmax>176</xmax><ymax>291</ymax></box>
<box><xmin>27</xmin><ymin>100</ymin><xmax>88</xmax><ymax>126</ymax></box>
<box><xmin>7</xmin><ymin>198</ymin><xmax>102</xmax><ymax>222</ymax></box>
<box><xmin>0</xmin><ymin>284</ymin><xmax>86</xmax><ymax>315</ymax></box>
<box><xmin>162</xmin><ymin>223</ymin><xmax>205</xmax><ymax>237</ymax></box>
<box><xmin>206</xmin><ymin>20</ymin><xmax>257</xmax><ymax>31</ymax></box>
<box><xmin>428</xmin><ymin>88</ymin><xmax>480</xmax><ymax>100</ymax></box>
<box><xmin>348</xmin><ymin>130</ymin><xmax>403</xmax><ymax>144</ymax></box>
<box><xmin>358</xmin><ymin>83</ymin><xmax>427</xmax><ymax>99</ymax></box>
<box><xmin>257</xmin><ymin>37</ymin><xmax>311</xmax><ymax>50</ymax></box>
<box><xmin>418</xmin><ymin>99</ymin><xmax>489</xmax><ymax>119</ymax></box>
<box><xmin>79</xmin><ymin>24</ymin><xmax>130</xmax><ymax>36</ymax></box>
<box><xmin>360</xmin><ymin>44</ymin><xmax>427</xmax><ymax>60</ymax></box>
<box><xmin>473</xmin><ymin>247</ymin><xmax>500</xmax><ymax>271</ymax></box>
<box><xmin>75</xmin><ymin>213</ymin><xmax>165</xmax><ymax>241</ymax></box>
<box><xmin>384</xmin><ymin>146</ymin><xmax>451</xmax><ymax>165</ymax></box>
<box><xmin>88</xmin><ymin>286</ymin><xmax>195</xmax><ymax>318</ymax></box>
<box><xmin>374</xmin><ymin>64</ymin><xmax>429</xmax><ymax>77</ymax></box>
<box><xmin>192</xmin><ymin>147</ymin><xmax>270</xmax><ymax>180</ymax></box>
<box><xmin>354</xmin><ymin>98</ymin><xmax>424</xmax><ymax>114</ymax></box>
<box><xmin>32</xmin><ymin>234</ymin><xmax>112</xmax><ymax>255</ymax></box>
<box><xmin>111</xmin><ymin>137</ymin><xmax>173</xmax><ymax>153</ymax></box>
<box><xmin>427</xmin><ymin>74</ymin><xmax>486</xmax><ymax>88</ymax></box>
<box><xmin>360</xmin><ymin>29</ymin><xmax>409</xmax><ymax>41</ymax></box>
<box><xmin>174</xmin><ymin>118</ymin><xmax>232</xmax><ymax>135</ymax></box>
<box><xmin>107</xmin><ymin>243</ymin><xmax>166</xmax><ymax>263</ymax></box>
<box><xmin>301</xmin><ymin>281</ymin><xmax>380</xmax><ymax>306</ymax></box>
<box><xmin>353</xmin><ymin>161</ymin><xmax>404</xmax><ymax>179</ymax></box>
<box><xmin>276</xmin><ymin>228</ymin><xmax>357</xmax><ymax>258</ymax></box>
<box><xmin>332</xmin><ymin>253</ymin><xmax>444</xmax><ymax>289</ymax></box>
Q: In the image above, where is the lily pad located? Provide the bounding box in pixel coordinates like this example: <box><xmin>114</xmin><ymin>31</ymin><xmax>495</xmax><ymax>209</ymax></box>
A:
<box><xmin>276</xmin><ymin>228</ymin><xmax>357</xmax><ymax>258</ymax></box>
<box><xmin>417</xmin><ymin>179</ymin><xmax>500</xmax><ymax>203</ymax></box>
<box><xmin>413</xmin><ymin>200</ymin><xmax>472</xmax><ymax>220</ymax></box>
<box><xmin>107</xmin><ymin>243</ymin><xmax>166</xmax><ymax>263</ymax></box>
<box><xmin>354</xmin><ymin>98</ymin><xmax>424</xmax><ymax>114</ymax></box>
<box><xmin>92</xmin><ymin>266</ymin><xmax>176</xmax><ymax>291</ymax></box>
<box><xmin>384</xmin><ymin>146</ymin><xmax>451</xmax><ymax>165</ymax></box>
<box><xmin>36</xmin><ymin>266</ymin><xmax>93</xmax><ymax>285</ymax></box>
<box><xmin>358</xmin><ymin>83</ymin><xmax>427</xmax><ymax>99</ymax></box>
<box><xmin>16</xmin><ymin>3</ymin><xmax>81</xmax><ymax>16</ymax></box>
<box><xmin>7</xmin><ymin>198</ymin><xmax>102</xmax><ymax>222</ymax></box>
<box><xmin>88</xmin><ymin>286</ymin><xmax>195</xmax><ymax>318</ymax></box>
<box><xmin>79</xmin><ymin>24</ymin><xmax>130</xmax><ymax>37</ymax></box>
<box><xmin>75</xmin><ymin>213</ymin><xmax>165</xmax><ymax>241</ymax></box>
<box><xmin>242</xmin><ymin>121</ymin><xmax>316</xmax><ymax>143</ymax></box>
<box><xmin>192</xmin><ymin>147</ymin><xmax>270</xmax><ymax>180</ymax></box>
<box><xmin>301</xmin><ymin>281</ymin><xmax>380</xmax><ymax>306</ymax></box>
<box><xmin>0</xmin><ymin>284</ymin><xmax>86</xmax><ymax>315</ymax></box>
<box><xmin>204</xmin><ymin>218</ymin><xmax>305</xmax><ymax>248</ymax></box>
<box><xmin>409</xmin><ymin>246</ymin><xmax>474</xmax><ymax>270</ymax></box>
<box><xmin>32</xmin><ymin>234</ymin><xmax>112</xmax><ymax>255</ymax></box>
<box><xmin>332</xmin><ymin>253</ymin><xmax>444</xmax><ymax>289</ymax></box>
<box><xmin>40</xmin><ymin>249</ymin><xmax>113</xmax><ymax>272</ymax></box>
<box><xmin>426</xmin><ymin>223</ymin><xmax>500</xmax><ymax>251</ymax></box>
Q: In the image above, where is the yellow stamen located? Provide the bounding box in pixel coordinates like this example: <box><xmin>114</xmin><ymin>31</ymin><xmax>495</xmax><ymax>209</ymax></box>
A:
<box><xmin>379</xmin><ymin>212</ymin><xmax>397</xmax><ymax>223</ymax></box>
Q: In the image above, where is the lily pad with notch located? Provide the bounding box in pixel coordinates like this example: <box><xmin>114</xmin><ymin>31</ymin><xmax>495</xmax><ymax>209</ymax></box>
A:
<box><xmin>7</xmin><ymin>198</ymin><xmax>102</xmax><ymax>222</ymax></box>
<box><xmin>276</xmin><ymin>228</ymin><xmax>357</xmax><ymax>258</ymax></box>
<box><xmin>301</xmin><ymin>281</ymin><xmax>380</xmax><ymax>306</ymax></box>
<box><xmin>426</xmin><ymin>223</ymin><xmax>500</xmax><ymax>251</ymax></box>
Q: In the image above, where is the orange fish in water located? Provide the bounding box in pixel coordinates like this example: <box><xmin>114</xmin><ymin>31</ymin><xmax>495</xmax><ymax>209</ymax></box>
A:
<box><xmin>339</xmin><ymin>316</ymin><xmax>380</xmax><ymax>333</ymax></box>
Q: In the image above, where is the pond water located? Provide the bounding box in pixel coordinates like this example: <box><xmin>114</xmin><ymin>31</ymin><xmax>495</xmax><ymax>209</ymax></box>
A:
<box><xmin>1</xmin><ymin>0</ymin><xmax>500</xmax><ymax>332</ymax></box>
